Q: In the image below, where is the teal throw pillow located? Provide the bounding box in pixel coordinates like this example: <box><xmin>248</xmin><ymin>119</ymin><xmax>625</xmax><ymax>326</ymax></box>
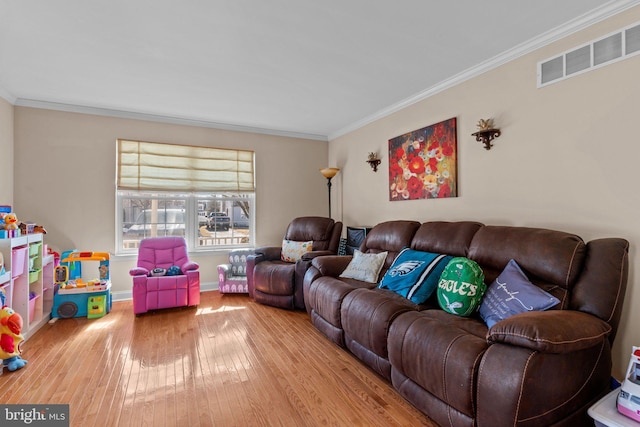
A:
<box><xmin>437</xmin><ymin>257</ymin><xmax>486</xmax><ymax>317</ymax></box>
<box><xmin>378</xmin><ymin>248</ymin><xmax>452</xmax><ymax>304</ymax></box>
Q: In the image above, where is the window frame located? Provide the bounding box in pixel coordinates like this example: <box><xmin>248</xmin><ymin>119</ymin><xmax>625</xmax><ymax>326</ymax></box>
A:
<box><xmin>116</xmin><ymin>191</ymin><xmax>255</xmax><ymax>255</ymax></box>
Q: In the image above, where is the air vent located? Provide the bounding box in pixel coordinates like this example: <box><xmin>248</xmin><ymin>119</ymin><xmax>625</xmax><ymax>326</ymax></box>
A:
<box><xmin>626</xmin><ymin>25</ymin><xmax>640</xmax><ymax>54</ymax></box>
<box><xmin>541</xmin><ymin>56</ymin><xmax>563</xmax><ymax>84</ymax></box>
<box><xmin>594</xmin><ymin>33</ymin><xmax>622</xmax><ymax>66</ymax></box>
<box><xmin>538</xmin><ymin>21</ymin><xmax>640</xmax><ymax>87</ymax></box>
<box><xmin>566</xmin><ymin>46</ymin><xmax>590</xmax><ymax>75</ymax></box>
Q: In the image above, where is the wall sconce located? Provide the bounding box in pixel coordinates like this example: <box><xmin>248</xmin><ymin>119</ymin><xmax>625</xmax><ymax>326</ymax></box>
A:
<box><xmin>320</xmin><ymin>167</ymin><xmax>340</xmax><ymax>218</ymax></box>
<box><xmin>471</xmin><ymin>118</ymin><xmax>501</xmax><ymax>150</ymax></box>
<box><xmin>366</xmin><ymin>152</ymin><xmax>382</xmax><ymax>172</ymax></box>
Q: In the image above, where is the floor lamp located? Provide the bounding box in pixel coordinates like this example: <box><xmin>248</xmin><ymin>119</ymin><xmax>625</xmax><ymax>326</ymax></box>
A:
<box><xmin>320</xmin><ymin>167</ymin><xmax>340</xmax><ymax>218</ymax></box>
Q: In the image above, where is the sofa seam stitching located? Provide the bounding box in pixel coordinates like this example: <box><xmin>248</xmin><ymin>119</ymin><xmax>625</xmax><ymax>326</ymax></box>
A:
<box><xmin>513</xmin><ymin>351</ymin><xmax>536</xmax><ymax>427</ymax></box>
<box><xmin>492</xmin><ymin>329</ymin><xmax>610</xmax><ymax>346</ymax></box>
<box><xmin>518</xmin><ymin>340</ymin><xmax>605</xmax><ymax>423</ymax></box>
<box><xmin>442</xmin><ymin>333</ymin><xmax>466</xmax><ymax>426</ymax></box>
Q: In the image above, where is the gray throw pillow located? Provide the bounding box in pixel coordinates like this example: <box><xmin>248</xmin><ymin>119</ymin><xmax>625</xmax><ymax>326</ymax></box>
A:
<box><xmin>479</xmin><ymin>259</ymin><xmax>559</xmax><ymax>328</ymax></box>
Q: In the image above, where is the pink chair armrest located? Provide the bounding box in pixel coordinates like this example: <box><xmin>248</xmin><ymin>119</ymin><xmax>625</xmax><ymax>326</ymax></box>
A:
<box><xmin>182</xmin><ymin>261</ymin><xmax>199</xmax><ymax>272</ymax></box>
<box><xmin>130</xmin><ymin>267</ymin><xmax>149</xmax><ymax>276</ymax></box>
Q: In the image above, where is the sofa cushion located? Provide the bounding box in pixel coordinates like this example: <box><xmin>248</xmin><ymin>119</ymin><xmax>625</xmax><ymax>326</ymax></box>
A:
<box><xmin>479</xmin><ymin>259</ymin><xmax>560</xmax><ymax>328</ymax></box>
<box><xmin>436</xmin><ymin>257</ymin><xmax>486</xmax><ymax>316</ymax></box>
<box><xmin>342</xmin><ymin>288</ymin><xmax>419</xmax><ymax>380</ymax></box>
<box><xmin>339</xmin><ymin>249</ymin><xmax>388</xmax><ymax>283</ymax></box>
<box><xmin>281</xmin><ymin>239</ymin><xmax>313</xmax><ymax>262</ymax></box>
<box><xmin>378</xmin><ymin>248</ymin><xmax>452</xmax><ymax>304</ymax></box>
<box><xmin>388</xmin><ymin>310</ymin><xmax>489</xmax><ymax>421</ymax></box>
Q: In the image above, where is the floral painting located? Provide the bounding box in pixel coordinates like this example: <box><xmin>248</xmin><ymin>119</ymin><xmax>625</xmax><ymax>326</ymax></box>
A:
<box><xmin>388</xmin><ymin>117</ymin><xmax>457</xmax><ymax>201</ymax></box>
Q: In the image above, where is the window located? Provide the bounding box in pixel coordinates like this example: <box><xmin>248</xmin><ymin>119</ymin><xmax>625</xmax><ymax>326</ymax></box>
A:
<box><xmin>116</xmin><ymin>139</ymin><xmax>255</xmax><ymax>253</ymax></box>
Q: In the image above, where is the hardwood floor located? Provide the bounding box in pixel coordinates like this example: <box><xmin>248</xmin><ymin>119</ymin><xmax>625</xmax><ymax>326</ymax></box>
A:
<box><xmin>0</xmin><ymin>291</ymin><xmax>437</xmax><ymax>427</ymax></box>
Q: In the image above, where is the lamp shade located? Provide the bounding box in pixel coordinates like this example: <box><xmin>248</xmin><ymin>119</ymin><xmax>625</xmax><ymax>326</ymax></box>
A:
<box><xmin>320</xmin><ymin>167</ymin><xmax>340</xmax><ymax>179</ymax></box>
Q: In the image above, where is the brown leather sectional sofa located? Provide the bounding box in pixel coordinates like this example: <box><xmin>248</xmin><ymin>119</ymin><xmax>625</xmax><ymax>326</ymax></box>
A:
<box><xmin>302</xmin><ymin>220</ymin><xmax>629</xmax><ymax>427</ymax></box>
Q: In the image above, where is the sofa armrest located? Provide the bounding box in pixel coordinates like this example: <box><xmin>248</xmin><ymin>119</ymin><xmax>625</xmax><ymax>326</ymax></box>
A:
<box><xmin>311</xmin><ymin>255</ymin><xmax>353</xmax><ymax>277</ymax></box>
<box><xmin>254</xmin><ymin>246</ymin><xmax>282</xmax><ymax>261</ymax></box>
<box><xmin>301</xmin><ymin>250</ymin><xmax>334</xmax><ymax>261</ymax></box>
<box><xmin>487</xmin><ymin>310</ymin><xmax>611</xmax><ymax>353</ymax></box>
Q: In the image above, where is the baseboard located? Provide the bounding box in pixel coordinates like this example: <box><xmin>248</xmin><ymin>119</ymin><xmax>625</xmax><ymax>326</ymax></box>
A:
<box><xmin>112</xmin><ymin>281</ymin><xmax>219</xmax><ymax>302</ymax></box>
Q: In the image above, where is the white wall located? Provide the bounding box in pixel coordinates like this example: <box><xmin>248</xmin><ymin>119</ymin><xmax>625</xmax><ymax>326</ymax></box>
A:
<box><xmin>13</xmin><ymin>107</ymin><xmax>329</xmax><ymax>295</ymax></box>
<box><xmin>329</xmin><ymin>7</ymin><xmax>640</xmax><ymax>378</ymax></box>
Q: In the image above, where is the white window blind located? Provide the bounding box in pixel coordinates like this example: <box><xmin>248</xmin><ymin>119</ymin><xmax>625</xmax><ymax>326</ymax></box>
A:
<box><xmin>117</xmin><ymin>139</ymin><xmax>255</xmax><ymax>192</ymax></box>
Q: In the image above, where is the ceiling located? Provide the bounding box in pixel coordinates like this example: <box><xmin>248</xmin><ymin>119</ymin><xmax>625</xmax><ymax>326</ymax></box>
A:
<box><xmin>0</xmin><ymin>1</ymin><xmax>636</xmax><ymax>140</ymax></box>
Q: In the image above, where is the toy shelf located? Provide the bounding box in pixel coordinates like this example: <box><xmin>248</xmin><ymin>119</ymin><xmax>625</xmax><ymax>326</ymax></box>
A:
<box><xmin>0</xmin><ymin>233</ymin><xmax>51</xmax><ymax>339</ymax></box>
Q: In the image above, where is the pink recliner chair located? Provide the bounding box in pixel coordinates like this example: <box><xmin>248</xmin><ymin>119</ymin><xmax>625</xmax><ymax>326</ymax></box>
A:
<box><xmin>129</xmin><ymin>236</ymin><xmax>200</xmax><ymax>315</ymax></box>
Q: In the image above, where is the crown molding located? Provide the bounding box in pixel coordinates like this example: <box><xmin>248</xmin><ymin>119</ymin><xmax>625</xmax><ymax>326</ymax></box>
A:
<box><xmin>328</xmin><ymin>0</ymin><xmax>640</xmax><ymax>141</ymax></box>
<box><xmin>0</xmin><ymin>86</ymin><xmax>16</xmax><ymax>104</ymax></box>
<box><xmin>13</xmin><ymin>98</ymin><xmax>328</xmax><ymax>142</ymax></box>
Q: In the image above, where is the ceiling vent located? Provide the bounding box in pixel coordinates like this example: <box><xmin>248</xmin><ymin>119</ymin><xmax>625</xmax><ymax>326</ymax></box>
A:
<box><xmin>538</xmin><ymin>21</ymin><xmax>640</xmax><ymax>87</ymax></box>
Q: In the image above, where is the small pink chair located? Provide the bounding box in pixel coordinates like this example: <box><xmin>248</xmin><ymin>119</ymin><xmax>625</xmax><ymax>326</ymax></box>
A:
<box><xmin>129</xmin><ymin>236</ymin><xmax>200</xmax><ymax>315</ymax></box>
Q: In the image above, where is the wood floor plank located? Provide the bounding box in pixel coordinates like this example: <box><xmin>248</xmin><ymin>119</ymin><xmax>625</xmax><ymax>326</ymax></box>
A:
<box><xmin>0</xmin><ymin>291</ymin><xmax>438</xmax><ymax>427</ymax></box>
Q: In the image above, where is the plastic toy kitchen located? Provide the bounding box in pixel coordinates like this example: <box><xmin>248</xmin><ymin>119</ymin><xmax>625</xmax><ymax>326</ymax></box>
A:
<box><xmin>52</xmin><ymin>251</ymin><xmax>112</xmax><ymax>319</ymax></box>
<box><xmin>617</xmin><ymin>346</ymin><xmax>640</xmax><ymax>423</ymax></box>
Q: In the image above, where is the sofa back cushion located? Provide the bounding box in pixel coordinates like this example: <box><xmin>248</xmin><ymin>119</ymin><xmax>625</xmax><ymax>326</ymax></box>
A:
<box><xmin>284</xmin><ymin>216</ymin><xmax>342</xmax><ymax>253</ymax></box>
<box><xmin>468</xmin><ymin>226</ymin><xmax>586</xmax><ymax>309</ymax></box>
<box><xmin>571</xmin><ymin>238</ymin><xmax>628</xmax><ymax>342</ymax></box>
<box><xmin>411</xmin><ymin>221</ymin><xmax>483</xmax><ymax>255</ymax></box>
<box><xmin>360</xmin><ymin>220</ymin><xmax>421</xmax><ymax>275</ymax></box>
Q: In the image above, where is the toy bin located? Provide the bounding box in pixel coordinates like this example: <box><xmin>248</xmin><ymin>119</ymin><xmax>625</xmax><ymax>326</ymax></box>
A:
<box><xmin>28</xmin><ymin>293</ymin><xmax>39</xmax><ymax>323</ymax></box>
<box><xmin>11</xmin><ymin>247</ymin><xmax>27</xmax><ymax>278</ymax></box>
<box><xmin>29</xmin><ymin>269</ymin><xmax>41</xmax><ymax>283</ymax></box>
<box><xmin>28</xmin><ymin>242</ymin><xmax>41</xmax><ymax>257</ymax></box>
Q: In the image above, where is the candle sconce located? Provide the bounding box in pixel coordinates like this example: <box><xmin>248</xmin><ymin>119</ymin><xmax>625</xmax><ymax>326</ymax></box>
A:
<box><xmin>471</xmin><ymin>118</ymin><xmax>501</xmax><ymax>150</ymax></box>
<box><xmin>366</xmin><ymin>152</ymin><xmax>382</xmax><ymax>172</ymax></box>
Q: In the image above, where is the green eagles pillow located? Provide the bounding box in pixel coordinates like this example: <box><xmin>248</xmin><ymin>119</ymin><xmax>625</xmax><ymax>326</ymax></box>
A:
<box><xmin>437</xmin><ymin>257</ymin><xmax>486</xmax><ymax>317</ymax></box>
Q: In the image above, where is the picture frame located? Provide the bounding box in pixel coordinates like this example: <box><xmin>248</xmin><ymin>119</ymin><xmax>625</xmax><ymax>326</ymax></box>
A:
<box><xmin>388</xmin><ymin>117</ymin><xmax>457</xmax><ymax>201</ymax></box>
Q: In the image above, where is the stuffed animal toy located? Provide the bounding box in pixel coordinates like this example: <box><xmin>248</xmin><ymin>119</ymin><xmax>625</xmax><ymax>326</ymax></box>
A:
<box><xmin>150</xmin><ymin>268</ymin><xmax>167</xmax><ymax>277</ymax></box>
<box><xmin>3</xmin><ymin>213</ymin><xmax>18</xmax><ymax>230</ymax></box>
<box><xmin>0</xmin><ymin>302</ymin><xmax>27</xmax><ymax>372</ymax></box>
<box><xmin>166</xmin><ymin>265</ymin><xmax>182</xmax><ymax>276</ymax></box>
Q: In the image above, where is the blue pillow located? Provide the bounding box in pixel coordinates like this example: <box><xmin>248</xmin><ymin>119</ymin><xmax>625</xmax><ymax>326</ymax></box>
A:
<box><xmin>479</xmin><ymin>259</ymin><xmax>560</xmax><ymax>328</ymax></box>
<box><xmin>378</xmin><ymin>248</ymin><xmax>452</xmax><ymax>304</ymax></box>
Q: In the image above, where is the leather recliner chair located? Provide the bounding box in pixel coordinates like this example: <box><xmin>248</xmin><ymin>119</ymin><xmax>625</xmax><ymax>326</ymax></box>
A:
<box><xmin>247</xmin><ymin>216</ymin><xmax>342</xmax><ymax>310</ymax></box>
